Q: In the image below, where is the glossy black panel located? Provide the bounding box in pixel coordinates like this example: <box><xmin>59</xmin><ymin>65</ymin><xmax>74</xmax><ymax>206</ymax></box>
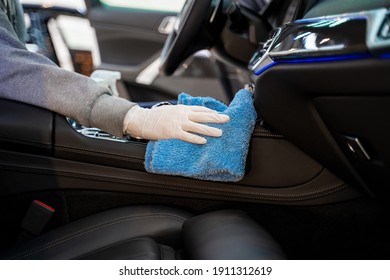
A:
<box><xmin>249</xmin><ymin>8</ymin><xmax>390</xmax><ymax>75</ymax></box>
<box><xmin>270</xmin><ymin>17</ymin><xmax>367</xmax><ymax>60</ymax></box>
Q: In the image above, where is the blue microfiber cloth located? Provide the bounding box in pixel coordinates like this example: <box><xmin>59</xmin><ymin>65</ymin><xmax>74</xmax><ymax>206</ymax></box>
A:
<box><xmin>144</xmin><ymin>89</ymin><xmax>257</xmax><ymax>182</ymax></box>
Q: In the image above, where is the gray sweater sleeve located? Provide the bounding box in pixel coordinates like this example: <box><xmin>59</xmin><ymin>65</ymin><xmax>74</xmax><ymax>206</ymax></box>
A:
<box><xmin>0</xmin><ymin>11</ymin><xmax>137</xmax><ymax>137</ymax></box>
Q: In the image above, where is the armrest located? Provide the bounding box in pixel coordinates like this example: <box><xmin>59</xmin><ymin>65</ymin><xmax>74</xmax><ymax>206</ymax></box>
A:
<box><xmin>0</xmin><ymin>99</ymin><xmax>53</xmax><ymax>155</ymax></box>
<box><xmin>54</xmin><ymin>115</ymin><xmax>146</xmax><ymax>170</ymax></box>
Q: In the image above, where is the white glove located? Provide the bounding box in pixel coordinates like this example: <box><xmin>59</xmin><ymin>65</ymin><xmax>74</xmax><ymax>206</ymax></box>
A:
<box><xmin>123</xmin><ymin>104</ymin><xmax>230</xmax><ymax>144</ymax></box>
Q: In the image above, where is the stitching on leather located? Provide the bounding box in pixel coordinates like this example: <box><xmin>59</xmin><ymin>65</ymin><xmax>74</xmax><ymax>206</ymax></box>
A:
<box><xmin>0</xmin><ymin>162</ymin><xmax>347</xmax><ymax>201</ymax></box>
<box><xmin>56</xmin><ymin>143</ymin><xmax>144</xmax><ymax>159</ymax></box>
<box><xmin>0</xmin><ymin>162</ymin><xmax>345</xmax><ymax>199</ymax></box>
<box><xmin>149</xmin><ymin>181</ymin><xmax>348</xmax><ymax>201</ymax></box>
<box><xmin>0</xmin><ymin>136</ymin><xmax>51</xmax><ymax>146</ymax></box>
<box><xmin>254</xmin><ymin>129</ymin><xmax>280</xmax><ymax>134</ymax></box>
<box><xmin>13</xmin><ymin>214</ymin><xmax>187</xmax><ymax>260</ymax></box>
<box><xmin>55</xmin><ymin>145</ymin><xmax>144</xmax><ymax>163</ymax></box>
<box><xmin>252</xmin><ymin>133</ymin><xmax>284</xmax><ymax>138</ymax></box>
<box><xmin>253</xmin><ymin>127</ymin><xmax>283</xmax><ymax>137</ymax></box>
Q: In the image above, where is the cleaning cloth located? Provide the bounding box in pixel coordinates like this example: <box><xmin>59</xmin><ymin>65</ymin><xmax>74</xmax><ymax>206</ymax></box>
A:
<box><xmin>144</xmin><ymin>88</ymin><xmax>257</xmax><ymax>182</ymax></box>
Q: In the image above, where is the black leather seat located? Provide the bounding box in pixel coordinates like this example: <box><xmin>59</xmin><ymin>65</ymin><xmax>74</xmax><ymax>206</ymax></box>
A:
<box><xmin>0</xmin><ymin>206</ymin><xmax>285</xmax><ymax>260</ymax></box>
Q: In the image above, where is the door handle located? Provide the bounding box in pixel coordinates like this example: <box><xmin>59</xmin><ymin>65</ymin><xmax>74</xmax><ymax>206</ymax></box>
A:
<box><xmin>158</xmin><ymin>16</ymin><xmax>177</xmax><ymax>34</ymax></box>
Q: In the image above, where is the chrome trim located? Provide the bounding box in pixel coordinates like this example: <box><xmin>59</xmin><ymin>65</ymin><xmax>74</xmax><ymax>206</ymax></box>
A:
<box><xmin>67</xmin><ymin>118</ymin><xmax>130</xmax><ymax>143</ymax></box>
<box><xmin>365</xmin><ymin>9</ymin><xmax>389</xmax><ymax>50</ymax></box>
<box><xmin>209</xmin><ymin>0</ymin><xmax>221</xmax><ymax>23</ymax></box>
<box><xmin>344</xmin><ymin>136</ymin><xmax>371</xmax><ymax>161</ymax></box>
<box><xmin>354</xmin><ymin>138</ymin><xmax>371</xmax><ymax>161</ymax></box>
<box><xmin>249</xmin><ymin>28</ymin><xmax>281</xmax><ymax>73</ymax></box>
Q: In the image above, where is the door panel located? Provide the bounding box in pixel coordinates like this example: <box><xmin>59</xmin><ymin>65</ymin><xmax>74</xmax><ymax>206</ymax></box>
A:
<box><xmin>89</xmin><ymin>8</ymin><xmax>172</xmax><ymax>67</ymax></box>
<box><xmin>86</xmin><ymin>0</ymin><xmax>235</xmax><ymax>103</ymax></box>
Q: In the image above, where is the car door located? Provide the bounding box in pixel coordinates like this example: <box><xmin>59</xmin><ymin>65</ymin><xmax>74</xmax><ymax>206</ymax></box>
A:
<box><xmin>85</xmin><ymin>0</ymin><xmax>235</xmax><ymax>104</ymax></box>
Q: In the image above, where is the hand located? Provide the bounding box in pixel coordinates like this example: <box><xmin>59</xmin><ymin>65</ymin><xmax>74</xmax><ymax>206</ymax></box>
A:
<box><xmin>124</xmin><ymin>105</ymin><xmax>230</xmax><ymax>144</ymax></box>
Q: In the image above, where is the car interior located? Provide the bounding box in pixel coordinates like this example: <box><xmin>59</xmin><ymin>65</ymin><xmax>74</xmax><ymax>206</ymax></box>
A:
<box><xmin>1</xmin><ymin>0</ymin><xmax>390</xmax><ymax>259</ymax></box>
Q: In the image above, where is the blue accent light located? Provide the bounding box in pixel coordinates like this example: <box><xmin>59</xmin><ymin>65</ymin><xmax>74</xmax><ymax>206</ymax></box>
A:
<box><xmin>380</xmin><ymin>53</ymin><xmax>390</xmax><ymax>59</ymax></box>
<box><xmin>254</xmin><ymin>54</ymin><xmax>371</xmax><ymax>76</ymax></box>
<box><xmin>279</xmin><ymin>54</ymin><xmax>371</xmax><ymax>63</ymax></box>
<box><xmin>255</xmin><ymin>61</ymin><xmax>278</xmax><ymax>75</ymax></box>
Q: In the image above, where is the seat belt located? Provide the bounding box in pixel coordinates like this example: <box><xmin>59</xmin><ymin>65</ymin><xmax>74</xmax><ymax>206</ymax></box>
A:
<box><xmin>18</xmin><ymin>200</ymin><xmax>55</xmax><ymax>242</ymax></box>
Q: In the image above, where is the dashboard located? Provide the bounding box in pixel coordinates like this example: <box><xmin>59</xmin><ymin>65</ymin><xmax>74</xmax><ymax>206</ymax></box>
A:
<box><xmin>249</xmin><ymin>1</ymin><xmax>390</xmax><ymax>197</ymax></box>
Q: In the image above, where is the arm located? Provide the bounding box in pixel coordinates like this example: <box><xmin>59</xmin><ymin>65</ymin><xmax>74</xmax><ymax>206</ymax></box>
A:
<box><xmin>0</xmin><ymin>10</ymin><xmax>135</xmax><ymax>137</ymax></box>
<box><xmin>0</xmin><ymin>10</ymin><xmax>229</xmax><ymax>143</ymax></box>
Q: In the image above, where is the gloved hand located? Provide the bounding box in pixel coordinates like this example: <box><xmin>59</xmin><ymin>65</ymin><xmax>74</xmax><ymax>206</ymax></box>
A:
<box><xmin>123</xmin><ymin>104</ymin><xmax>230</xmax><ymax>144</ymax></box>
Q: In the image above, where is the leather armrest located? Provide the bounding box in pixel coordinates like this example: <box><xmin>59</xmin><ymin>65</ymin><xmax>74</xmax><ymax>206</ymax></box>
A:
<box><xmin>0</xmin><ymin>99</ymin><xmax>53</xmax><ymax>155</ymax></box>
<box><xmin>54</xmin><ymin>115</ymin><xmax>146</xmax><ymax>170</ymax></box>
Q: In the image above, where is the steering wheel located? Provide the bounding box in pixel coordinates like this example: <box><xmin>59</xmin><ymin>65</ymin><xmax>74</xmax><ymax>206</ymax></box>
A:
<box><xmin>159</xmin><ymin>0</ymin><xmax>229</xmax><ymax>75</ymax></box>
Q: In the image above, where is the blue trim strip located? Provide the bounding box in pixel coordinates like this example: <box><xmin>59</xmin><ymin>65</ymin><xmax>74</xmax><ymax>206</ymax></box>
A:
<box><xmin>255</xmin><ymin>62</ymin><xmax>277</xmax><ymax>76</ymax></box>
<box><xmin>255</xmin><ymin>54</ymin><xmax>371</xmax><ymax>76</ymax></box>
<box><xmin>278</xmin><ymin>54</ymin><xmax>371</xmax><ymax>63</ymax></box>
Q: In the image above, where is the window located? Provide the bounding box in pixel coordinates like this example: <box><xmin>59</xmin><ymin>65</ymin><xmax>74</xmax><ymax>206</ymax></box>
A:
<box><xmin>99</xmin><ymin>0</ymin><xmax>186</xmax><ymax>13</ymax></box>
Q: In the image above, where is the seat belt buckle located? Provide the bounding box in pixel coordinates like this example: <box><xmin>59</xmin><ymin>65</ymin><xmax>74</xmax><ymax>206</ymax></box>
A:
<box><xmin>21</xmin><ymin>200</ymin><xmax>55</xmax><ymax>236</ymax></box>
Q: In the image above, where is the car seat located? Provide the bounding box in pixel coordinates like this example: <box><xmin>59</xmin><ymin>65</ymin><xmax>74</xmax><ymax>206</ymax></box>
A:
<box><xmin>0</xmin><ymin>206</ymin><xmax>285</xmax><ymax>260</ymax></box>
